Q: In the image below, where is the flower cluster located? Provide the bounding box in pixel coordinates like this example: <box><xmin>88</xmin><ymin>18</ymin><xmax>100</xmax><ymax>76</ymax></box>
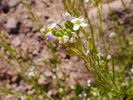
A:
<box><xmin>40</xmin><ymin>12</ymin><xmax>88</xmax><ymax>56</ymax></box>
<box><xmin>73</xmin><ymin>80</ymin><xmax>99</xmax><ymax>100</ymax></box>
<box><xmin>79</xmin><ymin>80</ymin><xmax>99</xmax><ymax>100</ymax></box>
<box><xmin>25</xmin><ymin>66</ymin><xmax>37</xmax><ymax>78</ymax></box>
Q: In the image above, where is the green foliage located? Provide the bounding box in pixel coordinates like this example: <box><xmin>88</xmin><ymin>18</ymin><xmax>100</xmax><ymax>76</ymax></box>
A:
<box><xmin>0</xmin><ymin>0</ymin><xmax>132</xmax><ymax>100</ymax></box>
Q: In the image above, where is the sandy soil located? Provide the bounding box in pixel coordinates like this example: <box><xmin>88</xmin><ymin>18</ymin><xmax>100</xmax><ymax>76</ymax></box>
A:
<box><xmin>0</xmin><ymin>0</ymin><xmax>132</xmax><ymax>100</ymax></box>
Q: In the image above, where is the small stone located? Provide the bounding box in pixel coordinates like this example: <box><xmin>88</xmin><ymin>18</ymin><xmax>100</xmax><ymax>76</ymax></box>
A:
<box><xmin>11</xmin><ymin>76</ymin><xmax>18</xmax><ymax>82</ymax></box>
<box><xmin>38</xmin><ymin>95</ymin><xmax>44</xmax><ymax>100</ymax></box>
<box><xmin>48</xmin><ymin>90</ymin><xmax>53</xmax><ymax>96</ymax></box>
<box><xmin>26</xmin><ymin>85</ymin><xmax>33</xmax><ymax>90</ymax></box>
<box><xmin>1</xmin><ymin>2</ymin><xmax>9</xmax><ymax>13</ymax></box>
<box><xmin>6</xmin><ymin>18</ymin><xmax>17</xmax><ymax>29</ymax></box>
<box><xmin>38</xmin><ymin>75</ymin><xmax>48</xmax><ymax>85</ymax></box>
<box><xmin>8</xmin><ymin>0</ymin><xmax>20</xmax><ymax>7</ymax></box>
<box><xmin>15</xmin><ymin>86</ymin><xmax>26</xmax><ymax>93</ymax></box>
<box><xmin>27</xmin><ymin>89</ymin><xmax>35</xmax><ymax>95</ymax></box>
<box><xmin>6</xmin><ymin>18</ymin><xmax>19</xmax><ymax>34</ymax></box>
<box><xmin>4</xmin><ymin>95</ymin><xmax>12</xmax><ymax>100</ymax></box>
<box><xmin>32</xmin><ymin>50</ymin><xmax>38</xmax><ymax>56</ymax></box>
<box><xmin>12</xmin><ymin>83</ymin><xmax>17</xmax><ymax>88</ymax></box>
<box><xmin>43</xmin><ymin>71</ymin><xmax>53</xmax><ymax>77</ymax></box>
<box><xmin>6</xmin><ymin>83</ymin><xmax>12</xmax><ymax>89</ymax></box>
<box><xmin>12</xmin><ymin>37</ymin><xmax>21</xmax><ymax>47</ymax></box>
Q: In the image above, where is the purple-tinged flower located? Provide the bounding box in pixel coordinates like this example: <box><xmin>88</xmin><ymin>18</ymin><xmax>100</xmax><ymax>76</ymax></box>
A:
<box><xmin>93</xmin><ymin>92</ymin><xmax>97</xmax><ymax>97</ymax></box>
<box><xmin>45</xmin><ymin>31</ymin><xmax>55</xmax><ymax>42</ymax></box>
<box><xmin>56</xmin><ymin>20</ymin><xmax>63</xmax><ymax>27</ymax></box>
<box><xmin>70</xmin><ymin>37</ymin><xmax>76</xmax><ymax>43</ymax></box>
<box><xmin>70</xmin><ymin>32</ymin><xmax>77</xmax><ymax>43</ymax></box>
<box><xmin>63</xmin><ymin>12</ymin><xmax>72</xmax><ymax>21</ymax></box>
<box><xmin>72</xmin><ymin>32</ymin><xmax>77</xmax><ymax>36</ymax></box>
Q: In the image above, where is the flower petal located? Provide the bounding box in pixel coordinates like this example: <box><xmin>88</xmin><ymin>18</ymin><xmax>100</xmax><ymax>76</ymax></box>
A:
<box><xmin>45</xmin><ymin>31</ymin><xmax>55</xmax><ymax>42</ymax></box>
<box><xmin>71</xmin><ymin>32</ymin><xmax>77</xmax><ymax>36</ymax></box>
<box><xmin>70</xmin><ymin>37</ymin><xmax>76</xmax><ymax>43</ymax></box>
<box><xmin>80</xmin><ymin>23</ymin><xmax>88</xmax><ymax>27</ymax></box>
<box><xmin>63</xmin><ymin>12</ymin><xmax>71</xmax><ymax>20</ymax></box>
<box><xmin>71</xmin><ymin>18</ymin><xmax>78</xmax><ymax>23</ymax></box>
<box><xmin>51</xmin><ymin>23</ymin><xmax>59</xmax><ymax>30</ymax></box>
<box><xmin>63</xmin><ymin>35</ymin><xmax>69</xmax><ymax>39</ymax></box>
<box><xmin>78</xmin><ymin>17</ymin><xmax>84</xmax><ymax>22</ymax></box>
<box><xmin>73</xmin><ymin>24</ymin><xmax>80</xmax><ymax>31</ymax></box>
<box><xmin>40</xmin><ymin>27</ymin><xmax>45</xmax><ymax>33</ymax></box>
<box><xmin>63</xmin><ymin>35</ymin><xmax>69</xmax><ymax>43</ymax></box>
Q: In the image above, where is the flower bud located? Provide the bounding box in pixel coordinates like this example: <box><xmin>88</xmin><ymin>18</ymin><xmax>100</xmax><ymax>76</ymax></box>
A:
<box><xmin>45</xmin><ymin>32</ymin><xmax>56</xmax><ymax>42</ymax></box>
<box><xmin>109</xmin><ymin>32</ymin><xmax>117</xmax><ymax>39</ymax></box>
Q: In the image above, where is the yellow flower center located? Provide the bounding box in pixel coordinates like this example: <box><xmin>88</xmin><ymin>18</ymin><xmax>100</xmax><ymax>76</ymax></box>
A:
<box><xmin>61</xmin><ymin>37</ymin><xmax>65</xmax><ymax>43</ymax></box>
<box><xmin>75</xmin><ymin>20</ymin><xmax>81</xmax><ymax>25</ymax></box>
<box><xmin>46</xmin><ymin>27</ymin><xmax>51</xmax><ymax>32</ymax></box>
<box><xmin>73</xmin><ymin>35</ymin><xmax>77</xmax><ymax>38</ymax></box>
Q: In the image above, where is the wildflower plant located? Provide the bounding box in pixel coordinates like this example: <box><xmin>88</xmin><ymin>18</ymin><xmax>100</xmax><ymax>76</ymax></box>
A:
<box><xmin>40</xmin><ymin>12</ymin><xmax>88</xmax><ymax>56</ymax></box>
<box><xmin>0</xmin><ymin>0</ymin><xmax>133</xmax><ymax>100</ymax></box>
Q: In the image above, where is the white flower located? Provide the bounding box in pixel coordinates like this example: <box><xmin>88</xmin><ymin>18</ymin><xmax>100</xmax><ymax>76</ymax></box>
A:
<box><xmin>21</xmin><ymin>96</ymin><xmax>26</xmax><ymax>100</ymax></box>
<box><xmin>59</xmin><ymin>88</ymin><xmax>63</xmax><ymax>92</ymax></box>
<box><xmin>87</xmin><ymin>98</ymin><xmax>90</xmax><ymax>100</ymax></box>
<box><xmin>107</xmin><ymin>55</ymin><xmax>111</xmax><ymax>60</ymax></box>
<box><xmin>40</xmin><ymin>23</ymin><xmax>59</xmax><ymax>34</ymax></box>
<box><xmin>49</xmin><ymin>23</ymin><xmax>59</xmax><ymax>30</ymax></box>
<box><xmin>93</xmin><ymin>92</ymin><xmax>97</xmax><ymax>97</ymax></box>
<box><xmin>52</xmin><ymin>75</ymin><xmax>56</xmax><ymax>79</ymax></box>
<box><xmin>70</xmin><ymin>32</ymin><xmax>77</xmax><ymax>43</ymax></box>
<box><xmin>79</xmin><ymin>94</ymin><xmax>82</xmax><ymax>97</ymax></box>
<box><xmin>40</xmin><ymin>27</ymin><xmax>45</xmax><ymax>34</ymax></box>
<box><xmin>63</xmin><ymin>12</ymin><xmax>72</xmax><ymax>20</ymax></box>
<box><xmin>27</xmin><ymin>71</ymin><xmax>35</xmax><ymax>78</ymax></box>
<box><xmin>83</xmin><ymin>93</ymin><xmax>87</xmax><ymax>97</ymax></box>
<box><xmin>97</xmin><ymin>53</ymin><xmax>104</xmax><ymax>59</ymax></box>
<box><xmin>129</xmin><ymin>41</ymin><xmax>133</xmax><ymax>45</ymax></box>
<box><xmin>59</xmin><ymin>35</ymin><xmax>69</xmax><ymax>44</ymax></box>
<box><xmin>71</xmin><ymin>17</ymin><xmax>88</xmax><ymax>31</ymax></box>
<box><xmin>56</xmin><ymin>20</ymin><xmax>62</xmax><ymax>27</ymax></box>
<box><xmin>85</xmin><ymin>0</ymin><xmax>89</xmax><ymax>2</ymax></box>
<box><xmin>85</xmin><ymin>50</ymin><xmax>90</xmax><ymax>55</ymax></box>
<box><xmin>70</xmin><ymin>37</ymin><xmax>76</xmax><ymax>43</ymax></box>
<box><xmin>87</xmin><ymin>80</ymin><xmax>91</xmax><ymax>87</ymax></box>
<box><xmin>70</xmin><ymin>85</ymin><xmax>74</xmax><ymax>89</ymax></box>
<box><xmin>109</xmin><ymin>32</ymin><xmax>117</xmax><ymax>38</ymax></box>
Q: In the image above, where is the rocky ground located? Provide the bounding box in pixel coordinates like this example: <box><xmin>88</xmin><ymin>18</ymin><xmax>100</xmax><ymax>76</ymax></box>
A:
<box><xmin>0</xmin><ymin>0</ymin><xmax>132</xmax><ymax>100</ymax></box>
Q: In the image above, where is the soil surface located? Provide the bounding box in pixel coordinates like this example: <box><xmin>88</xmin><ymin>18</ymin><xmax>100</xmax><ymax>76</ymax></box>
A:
<box><xmin>0</xmin><ymin>0</ymin><xmax>132</xmax><ymax>100</ymax></box>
